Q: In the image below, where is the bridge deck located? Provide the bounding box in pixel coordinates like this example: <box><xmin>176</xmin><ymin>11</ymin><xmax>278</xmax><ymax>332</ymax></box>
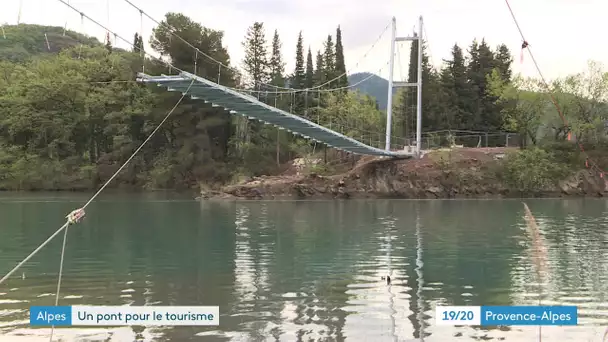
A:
<box><xmin>136</xmin><ymin>71</ymin><xmax>413</xmax><ymax>158</ymax></box>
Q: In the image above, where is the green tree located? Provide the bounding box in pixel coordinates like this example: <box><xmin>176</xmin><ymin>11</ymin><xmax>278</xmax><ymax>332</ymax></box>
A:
<box><xmin>466</xmin><ymin>38</ymin><xmax>500</xmax><ymax>131</ymax></box>
<box><xmin>334</xmin><ymin>26</ymin><xmax>348</xmax><ymax>91</ymax></box>
<box><xmin>405</xmin><ymin>33</ymin><xmax>442</xmax><ymax>132</ymax></box>
<box><xmin>0</xmin><ymin>46</ymin><xmax>159</xmax><ymax>190</ymax></box>
<box><xmin>305</xmin><ymin>47</ymin><xmax>314</xmax><ymax>89</ymax></box>
<box><xmin>439</xmin><ymin>44</ymin><xmax>473</xmax><ymax>129</ymax></box>
<box><xmin>267</xmin><ymin>30</ymin><xmax>288</xmax><ymax>167</ymax></box>
<box><xmin>240</xmin><ymin>21</ymin><xmax>273</xmax><ymax>153</ymax></box>
<box><xmin>392</xmin><ymin>89</ymin><xmax>412</xmax><ymax>142</ymax></box>
<box><xmin>292</xmin><ymin>31</ymin><xmax>306</xmax><ymax>114</ymax></box>
<box><xmin>494</xmin><ymin>44</ymin><xmax>513</xmax><ymax>83</ymax></box>
<box><xmin>132</xmin><ymin>33</ymin><xmax>143</xmax><ymax>53</ymax></box>
<box><xmin>269</xmin><ymin>29</ymin><xmax>285</xmax><ymax>87</ymax></box>
<box><xmin>323</xmin><ymin>35</ymin><xmax>335</xmax><ymax>88</ymax></box>
<box><xmin>304</xmin><ymin>47</ymin><xmax>315</xmax><ymax>116</ymax></box>
<box><xmin>293</xmin><ymin>31</ymin><xmax>306</xmax><ymax>89</ymax></box>
<box><xmin>149</xmin><ymin>13</ymin><xmax>235</xmax><ymax>185</ymax></box>
<box><xmin>319</xmin><ymin>92</ymin><xmax>384</xmax><ymax>137</ymax></box>
<box><xmin>242</xmin><ymin>22</ymin><xmax>270</xmax><ymax>90</ymax></box>
<box><xmin>313</xmin><ymin>50</ymin><xmax>325</xmax><ymax>86</ymax></box>
<box><xmin>312</xmin><ymin>50</ymin><xmax>326</xmax><ymax>112</ymax></box>
<box><xmin>549</xmin><ymin>61</ymin><xmax>608</xmax><ymax>143</ymax></box>
<box><xmin>150</xmin><ymin>12</ymin><xmax>233</xmax><ymax>83</ymax></box>
<box><xmin>488</xmin><ymin>70</ymin><xmax>544</xmax><ymax>148</ymax></box>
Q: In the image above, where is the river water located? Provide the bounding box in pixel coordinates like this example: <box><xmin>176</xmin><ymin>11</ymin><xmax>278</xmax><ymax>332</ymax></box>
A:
<box><xmin>0</xmin><ymin>194</ymin><xmax>607</xmax><ymax>341</ymax></box>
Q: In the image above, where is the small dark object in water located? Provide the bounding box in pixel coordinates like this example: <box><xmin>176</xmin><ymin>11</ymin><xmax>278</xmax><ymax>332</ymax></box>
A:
<box><xmin>381</xmin><ymin>275</ymin><xmax>391</xmax><ymax>285</ymax></box>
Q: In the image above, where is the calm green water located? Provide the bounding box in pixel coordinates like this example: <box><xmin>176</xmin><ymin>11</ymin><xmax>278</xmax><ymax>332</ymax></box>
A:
<box><xmin>0</xmin><ymin>194</ymin><xmax>607</xmax><ymax>341</ymax></box>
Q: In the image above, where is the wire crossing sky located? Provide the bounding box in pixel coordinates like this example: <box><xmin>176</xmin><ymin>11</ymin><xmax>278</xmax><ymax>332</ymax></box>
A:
<box><xmin>2</xmin><ymin>0</ymin><xmax>607</xmax><ymax>81</ymax></box>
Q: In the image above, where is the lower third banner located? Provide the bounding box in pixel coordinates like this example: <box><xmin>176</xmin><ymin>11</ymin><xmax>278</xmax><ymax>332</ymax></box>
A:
<box><xmin>435</xmin><ymin>305</ymin><xmax>577</xmax><ymax>326</ymax></box>
<box><xmin>30</xmin><ymin>306</ymin><xmax>220</xmax><ymax>326</ymax></box>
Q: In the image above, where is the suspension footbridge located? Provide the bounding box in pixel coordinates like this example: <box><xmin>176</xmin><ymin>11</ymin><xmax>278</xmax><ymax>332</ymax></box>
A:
<box><xmin>37</xmin><ymin>0</ymin><xmax>427</xmax><ymax>159</ymax></box>
<box><xmin>136</xmin><ymin>71</ymin><xmax>415</xmax><ymax>158</ymax></box>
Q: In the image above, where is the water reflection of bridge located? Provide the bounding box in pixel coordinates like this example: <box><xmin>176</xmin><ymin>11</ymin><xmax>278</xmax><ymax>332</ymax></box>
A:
<box><xmin>199</xmin><ymin>200</ymin><xmax>430</xmax><ymax>341</ymax></box>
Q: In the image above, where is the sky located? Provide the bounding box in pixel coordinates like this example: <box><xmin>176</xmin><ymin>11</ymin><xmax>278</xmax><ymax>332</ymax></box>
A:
<box><xmin>2</xmin><ymin>0</ymin><xmax>607</xmax><ymax>84</ymax></box>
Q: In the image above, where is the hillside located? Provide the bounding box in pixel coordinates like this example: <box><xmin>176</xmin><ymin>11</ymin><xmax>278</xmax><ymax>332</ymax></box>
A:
<box><xmin>0</xmin><ymin>24</ymin><xmax>100</xmax><ymax>62</ymax></box>
<box><xmin>347</xmin><ymin>72</ymin><xmax>396</xmax><ymax>110</ymax></box>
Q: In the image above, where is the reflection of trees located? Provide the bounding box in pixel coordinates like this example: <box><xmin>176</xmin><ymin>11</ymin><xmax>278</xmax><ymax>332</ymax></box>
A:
<box><xmin>268</xmin><ymin>201</ymin><xmax>357</xmax><ymax>341</ymax></box>
<box><xmin>205</xmin><ymin>201</ymin><xmax>362</xmax><ymax>340</ymax></box>
<box><xmin>416</xmin><ymin>200</ymin><xmax>520</xmax><ymax>307</ymax></box>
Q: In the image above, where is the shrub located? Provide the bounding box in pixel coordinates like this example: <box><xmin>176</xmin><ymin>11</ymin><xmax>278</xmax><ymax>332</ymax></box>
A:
<box><xmin>501</xmin><ymin>148</ymin><xmax>570</xmax><ymax>192</ymax></box>
<box><xmin>429</xmin><ymin>150</ymin><xmax>452</xmax><ymax>172</ymax></box>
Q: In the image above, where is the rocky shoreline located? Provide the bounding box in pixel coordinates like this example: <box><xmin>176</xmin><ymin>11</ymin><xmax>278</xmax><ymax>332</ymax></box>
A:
<box><xmin>200</xmin><ymin>148</ymin><xmax>608</xmax><ymax>200</ymax></box>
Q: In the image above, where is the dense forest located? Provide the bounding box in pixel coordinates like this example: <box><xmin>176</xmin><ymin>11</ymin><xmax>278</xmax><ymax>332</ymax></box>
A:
<box><xmin>0</xmin><ymin>13</ymin><xmax>607</xmax><ymax>191</ymax></box>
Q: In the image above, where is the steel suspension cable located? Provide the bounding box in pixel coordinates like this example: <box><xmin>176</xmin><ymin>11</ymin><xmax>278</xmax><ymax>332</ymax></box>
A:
<box><xmin>504</xmin><ymin>0</ymin><xmax>606</xmax><ymax>176</ymax></box>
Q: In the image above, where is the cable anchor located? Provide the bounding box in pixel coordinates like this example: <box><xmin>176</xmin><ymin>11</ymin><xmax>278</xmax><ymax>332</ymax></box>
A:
<box><xmin>66</xmin><ymin>208</ymin><xmax>85</xmax><ymax>225</ymax></box>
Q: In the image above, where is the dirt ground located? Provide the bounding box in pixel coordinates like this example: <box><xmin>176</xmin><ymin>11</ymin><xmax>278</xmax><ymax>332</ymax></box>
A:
<box><xmin>205</xmin><ymin>147</ymin><xmax>604</xmax><ymax>200</ymax></box>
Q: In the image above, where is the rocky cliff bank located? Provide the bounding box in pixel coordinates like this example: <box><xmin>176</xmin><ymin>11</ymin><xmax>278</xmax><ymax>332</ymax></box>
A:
<box><xmin>202</xmin><ymin>148</ymin><xmax>608</xmax><ymax>200</ymax></box>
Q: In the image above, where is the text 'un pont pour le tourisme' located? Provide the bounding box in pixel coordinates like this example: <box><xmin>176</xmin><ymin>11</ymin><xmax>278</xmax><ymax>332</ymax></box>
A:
<box><xmin>30</xmin><ymin>306</ymin><xmax>219</xmax><ymax>326</ymax></box>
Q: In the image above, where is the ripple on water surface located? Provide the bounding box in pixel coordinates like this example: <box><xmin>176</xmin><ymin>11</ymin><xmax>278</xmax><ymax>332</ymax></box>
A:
<box><xmin>0</xmin><ymin>198</ymin><xmax>607</xmax><ymax>341</ymax></box>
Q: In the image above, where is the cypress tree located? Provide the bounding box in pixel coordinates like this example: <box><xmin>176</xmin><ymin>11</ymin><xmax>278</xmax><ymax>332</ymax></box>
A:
<box><xmin>450</xmin><ymin>44</ymin><xmax>470</xmax><ymax>110</ymax></box>
<box><xmin>305</xmin><ymin>47</ymin><xmax>314</xmax><ymax>88</ymax></box>
<box><xmin>334</xmin><ymin>26</ymin><xmax>348</xmax><ymax>91</ymax></box>
<box><xmin>405</xmin><ymin>33</ymin><xmax>419</xmax><ymax>136</ymax></box>
<box><xmin>268</xmin><ymin>29</ymin><xmax>286</xmax><ymax>165</ymax></box>
<box><xmin>269</xmin><ymin>29</ymin><xmax>285</xmax><ymax>87</ymax></box>
<box><xmin>293</xmin><ymin>31</ymin><xmax>306</xmax><ymax>113</ymax></box>
<box><xmin>304</xmin><ymin>47</ymin><xmax>314</xmax><ymax>116</ymax></box>
<box><xmin>313</xmin><ymin>50</ymin><xmax>325</xmax><ymax>109</ymax></box>
<box><xmin>491</xmin><ymin>44</ymin><xmax>514</xmax><ymax>131</ymax></box>
<box><xmin>293</xmin><ymin>31</ymin><xmax>306</xmax><ymax>89</ymax></box>
<box><xmin>323</xmin><ymin>35</ymin><xmax>335</xmax><ymax>88</ymax></box>
<box><xmin>313</xmin><ymin>50</ymin><xmax>325</xmax><ymax>86</ymax></box>
<box><xmin>407</xmin><ymin>33</ymin><xmax>419</xmax><ymax>83</ymax></box>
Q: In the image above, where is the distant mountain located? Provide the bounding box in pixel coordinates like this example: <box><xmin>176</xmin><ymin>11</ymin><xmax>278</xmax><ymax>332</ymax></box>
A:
<box><xmin>0</xmin><ymin>24</ymin><xmax>101</xmax><ymax>62</ymax></box>
<box><xmin>347</xmin><ymin>72</ymin><xmax>397</xmax><ymax>110</ymax></box>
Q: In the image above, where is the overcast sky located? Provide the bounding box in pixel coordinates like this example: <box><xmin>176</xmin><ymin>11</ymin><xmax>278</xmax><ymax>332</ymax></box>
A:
<box><xmin>2</xmin><ymin>0</ymin><xmax>607</xmax><ymax>83</ymax></box>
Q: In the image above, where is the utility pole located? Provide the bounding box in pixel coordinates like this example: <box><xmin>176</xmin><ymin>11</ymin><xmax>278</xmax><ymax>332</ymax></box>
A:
<box><xmin>385</xmin><ymin>16</ymin><xmax>424</xmax><ymax>157</ymax></box>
